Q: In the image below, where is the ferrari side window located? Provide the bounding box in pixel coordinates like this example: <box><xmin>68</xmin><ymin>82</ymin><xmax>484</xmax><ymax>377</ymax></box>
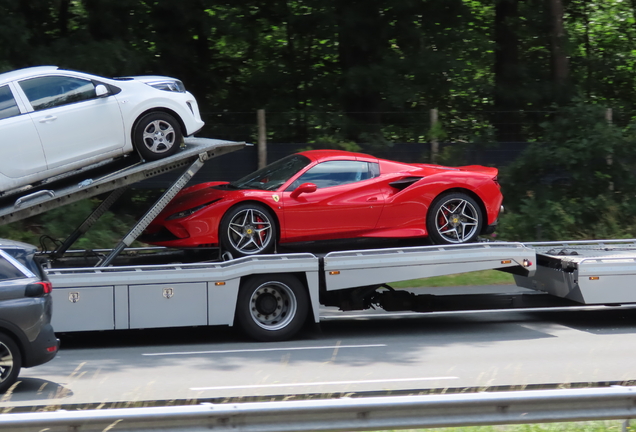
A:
<box><xmin>291</xmin><ymin>161</ymin><xmax>376</xmax><ymax>190</ymax></box>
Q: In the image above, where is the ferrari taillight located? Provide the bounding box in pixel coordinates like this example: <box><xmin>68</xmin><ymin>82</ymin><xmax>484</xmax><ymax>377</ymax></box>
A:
<box><xmin>493</xmin><ymin>176</ymin><xmax>500</xmax><ymax>188</ymax></box>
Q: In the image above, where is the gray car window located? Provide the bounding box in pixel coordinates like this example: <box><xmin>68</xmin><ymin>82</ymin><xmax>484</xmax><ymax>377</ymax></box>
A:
<box><xmin>19</xmin><ymin>76</ymin><xmax>96</xmax><ymax>111</ymax></box>
<box><xmin>0</xmin><ymin>255</ymin><xmax>28</xmax><ymax>281</ymax></box>
<box><xmin>0</xmin><ymin>85</ymin><xmax>20</xmax><ymax>120</ymax></box>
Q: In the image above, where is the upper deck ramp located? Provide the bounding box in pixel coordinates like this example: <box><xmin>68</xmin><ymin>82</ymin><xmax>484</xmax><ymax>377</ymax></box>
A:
<box><xmin>0</xmin><ymin>138</ymin><xmax>245</xmax><ymax>225</ymax></box>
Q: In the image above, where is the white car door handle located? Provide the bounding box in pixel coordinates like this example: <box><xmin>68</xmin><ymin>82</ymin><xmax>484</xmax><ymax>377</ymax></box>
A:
<box><xmin>38</xmin><ymin>115</ymin><xmax>58</xmax><ymax>123</ymax></box>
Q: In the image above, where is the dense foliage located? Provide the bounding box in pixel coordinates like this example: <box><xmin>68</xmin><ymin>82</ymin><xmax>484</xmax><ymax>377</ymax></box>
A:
<box><xmin>2</xmin><ymin>0</ymin><xmax>636</xmax><ymax>245</ymax></box>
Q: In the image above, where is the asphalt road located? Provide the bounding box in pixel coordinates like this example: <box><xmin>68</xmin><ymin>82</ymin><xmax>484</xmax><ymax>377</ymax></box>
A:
<box><xmin>3</xmin><ymin>285</ymin><xmax>636</xmax><ymax>409</ymax></box>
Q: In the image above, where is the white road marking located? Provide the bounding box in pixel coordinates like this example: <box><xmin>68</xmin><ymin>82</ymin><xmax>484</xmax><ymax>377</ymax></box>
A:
<box><xmin>191</xmin><ymin>376</ymin><xmax>459</xmax><ymax>391</ymax></box>
<box><xmin>143</xmin><ymin>344</ymin><xmax>386</xmax><ymax>356</ymax></box>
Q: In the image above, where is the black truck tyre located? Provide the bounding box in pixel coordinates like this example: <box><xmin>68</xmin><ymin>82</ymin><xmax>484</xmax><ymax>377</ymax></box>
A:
<box><xmin>235</xmin><ymin>274</ymin><xmax>309</xmax><ymax>342</ymax></box>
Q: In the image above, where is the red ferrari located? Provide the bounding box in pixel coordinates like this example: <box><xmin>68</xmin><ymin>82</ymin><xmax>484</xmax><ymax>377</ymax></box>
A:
<box><xmin>142</xmin><ymin>150</ymin><xmax>503</xmax><ymax>257</ymax></box>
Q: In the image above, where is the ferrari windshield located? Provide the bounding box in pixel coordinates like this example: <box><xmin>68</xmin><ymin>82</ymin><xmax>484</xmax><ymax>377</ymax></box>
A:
<box><xmin>230</xmin><ymin>154</ymin><xmax>311</xmax><ymax>191</ymax></box>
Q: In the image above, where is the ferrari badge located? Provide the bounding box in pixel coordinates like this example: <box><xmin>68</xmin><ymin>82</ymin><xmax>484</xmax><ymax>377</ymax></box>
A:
<box><xmin>272</xmin><ymin>194</ymin><xmax>280</xmax><ymax>202</ymax></box>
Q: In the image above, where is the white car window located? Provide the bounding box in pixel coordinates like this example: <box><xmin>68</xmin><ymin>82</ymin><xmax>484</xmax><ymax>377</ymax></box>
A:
<box><xmin>19</xmin><ymin>76</ymin><xmax>96</xmax><ymax>111</ymax></box>
<box><xmin>0</xmin><ymin>85</ymin><xmax>20</xmax><ymax>120</ymax></box>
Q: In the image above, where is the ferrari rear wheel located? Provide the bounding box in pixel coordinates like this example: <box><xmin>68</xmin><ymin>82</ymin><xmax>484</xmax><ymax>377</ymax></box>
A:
<box><xmin>426</xmin><ymin>192</ymin><xmax>483</xmax><ymax>244</ymax></box>
<box><xmin>220</xmin><ymin>203</ymin><xmax>276</xmax><ymax>257</ymax></box>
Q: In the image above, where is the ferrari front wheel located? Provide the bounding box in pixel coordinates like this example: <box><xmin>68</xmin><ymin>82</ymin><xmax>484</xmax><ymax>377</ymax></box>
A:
<box><xmin>426</xmin><ymin>192</ymin><xmax>483</xmax><ymax>244</ymax></box>
<box><xmin>220</xmin><ymin>203</ymin><xmax>276</xmax><ymax>257</ymax></box>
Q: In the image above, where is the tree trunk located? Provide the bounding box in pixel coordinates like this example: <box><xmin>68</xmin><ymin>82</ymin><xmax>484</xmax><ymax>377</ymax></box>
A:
<box><xmin>335</xmin><ymin>0</ymin><xmax>384</xmax><ymax>143</ymax></box>
<box><xmin>493</xmin><ymin>0</ymin><xmax>522</xmax><ymax>143</ymax></box>
<box><xmin>548</xmin><ymin>0</ymin><xmax>570</xmax><ymax>103</ymax></box>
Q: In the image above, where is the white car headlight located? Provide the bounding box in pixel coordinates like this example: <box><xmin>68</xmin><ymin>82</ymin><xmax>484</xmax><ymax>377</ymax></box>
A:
<box><xmin>146</xmin><ymin>79</ymin><xmax>186</xmax><ymax>93</ymax></box>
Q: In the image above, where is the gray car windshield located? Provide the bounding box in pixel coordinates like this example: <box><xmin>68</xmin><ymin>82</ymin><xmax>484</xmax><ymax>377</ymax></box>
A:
<box><xmin>230</xmin><ymin>154</ymin><xmax>311</xmax><ymax>191</ymax></box>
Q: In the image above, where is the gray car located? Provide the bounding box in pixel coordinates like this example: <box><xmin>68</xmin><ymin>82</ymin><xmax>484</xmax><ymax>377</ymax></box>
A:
<box><xmin>0</xmin><ymin>239</ymin><xmax>58</xmax><ymax>393</ymax></box>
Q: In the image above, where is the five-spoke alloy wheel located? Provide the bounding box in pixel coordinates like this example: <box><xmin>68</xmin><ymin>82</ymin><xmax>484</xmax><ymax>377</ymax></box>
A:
<box><xmin>426</xmin><ymin>192</ymin><xmax>483</xmax><ymax>244</ymax></box>
<box><xmin>0</xmin><ymin>333</ymin><xmax>21</xmax><ymax>393</ymax></box>
<box><xmin>133</xmin><ymin>112</ymin><xmax>182</xmax><ymax>161</ymax></box>
<box><xmin>220</xmin><ymin>203</ymin><xmax>276</xmax><ymax>257</ymax></box>
<box><xmin>235</xmin><ymin>274</ymin><xmax>309</xmax><ymax>342</ymax></box>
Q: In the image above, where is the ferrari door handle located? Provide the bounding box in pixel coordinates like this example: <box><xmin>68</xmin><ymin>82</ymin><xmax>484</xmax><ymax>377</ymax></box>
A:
<box><xmin>38</xmin><ymin>115</ymin><xmax>58</xmax><ymax>123</ymax></box>
<box><xmin>367</xmin><ymin>197</ymin><xmax>378</xmax><ymax>202</ymax></box>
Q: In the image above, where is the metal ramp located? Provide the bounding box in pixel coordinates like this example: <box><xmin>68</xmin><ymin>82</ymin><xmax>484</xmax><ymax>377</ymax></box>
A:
<box><xmin>0</xmin><ymin>138</ymin><xmax>245</xmax><ymax>226</ymax></box>
<box><xmin>323</xmin><ymin>242</ymin><xmax>536</xmax><ymax>291</ymax></box>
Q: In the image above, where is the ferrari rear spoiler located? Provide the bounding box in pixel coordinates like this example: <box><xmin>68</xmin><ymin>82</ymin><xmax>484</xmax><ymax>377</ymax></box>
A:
<box><xmin>458</xmin><ymin>165</ymin><xmax>498</xmax><ymax>176</ymax></box>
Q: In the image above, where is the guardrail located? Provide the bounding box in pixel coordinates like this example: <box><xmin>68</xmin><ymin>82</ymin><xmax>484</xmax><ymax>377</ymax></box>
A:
<box><xmin>1</xmin><ymin>386</ymin><xmax>635</xmax><ymax>432</ymax></box>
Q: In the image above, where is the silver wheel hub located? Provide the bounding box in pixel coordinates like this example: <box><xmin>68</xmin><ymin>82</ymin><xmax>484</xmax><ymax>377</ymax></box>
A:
<box><xmin>249</xmin><ymin>282</ymin><xmax>297</xmax><ymax>330</ymax></box>
<box><xmin>142</xmin><ymin>120</ymin><xmax>176</xmax><ymax>153</ymax></box>
<box><xmin>434</xmin><ymin>198</ymin><xmax>479</xmax><ymax>243</ymax></box>
<box><xmin>0</xmin><ymin>341</ymin><xmax>14</xmax><ymax>384</ymax></box>
<box><xmin>227</xmin><ymin>209</ymin><xmax>273</xmax><ymax>254</ymax></box>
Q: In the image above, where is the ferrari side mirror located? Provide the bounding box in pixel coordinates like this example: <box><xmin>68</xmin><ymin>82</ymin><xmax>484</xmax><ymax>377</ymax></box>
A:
<box><xmin>290</xmin><ymin>182</ymin><xmax>317</xmax><ymax>199</ymax></box>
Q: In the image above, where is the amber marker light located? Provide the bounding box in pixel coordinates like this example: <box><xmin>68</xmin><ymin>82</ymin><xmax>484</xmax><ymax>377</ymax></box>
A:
<box><xmin>329</xmin><ymin>271</ymin><xmax>340</xmax><ymax>275</ymax></box>
<box><xmin>589</xmin><ymin>276</ymin><xmax>600</xmax><ymax>280</ymax></box>
<box><xmin>501</xmin><ymin>260</ymin><xmax>512</xmax><ymax>264</ymax></box>
<box><xmin>215</xmin><ymin>282</ymin><xmax>226</xmax><ymax>286</ymax></box>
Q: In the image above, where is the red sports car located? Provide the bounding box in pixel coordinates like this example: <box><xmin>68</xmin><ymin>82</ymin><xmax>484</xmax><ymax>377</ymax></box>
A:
<box><xmin>142</xmin><ymin>150</ymin><xmax>503</xmax><ymax>257</ymax></box>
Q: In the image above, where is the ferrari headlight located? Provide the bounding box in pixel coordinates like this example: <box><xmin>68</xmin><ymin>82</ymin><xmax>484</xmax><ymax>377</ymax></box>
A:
<box><xmin>166</xmin><ymin>200</ymin><xmax>219</xmax><ymax>220</ymax></box>
<box><xmin>146</xmin><ymin>79</ymin><xmax>186</xmax><ymax>93</ymax></box>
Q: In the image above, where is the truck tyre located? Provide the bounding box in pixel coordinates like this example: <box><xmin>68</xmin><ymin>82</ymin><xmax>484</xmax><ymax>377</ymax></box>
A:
<box><xmin>0</xmin><ymin>332</ymin><xmax>21</xmax><ymax>393</ymax></box>
<box><xmin>133</xmin><ymin>112</ymin><xmax>182</xmax><ymax>161</ymax></box>
<box><xmin>220</xmin><ymin>203</ymin><xmax>276</xmax><ymax>257</ymax></box>
<box><xmin>426</xmin><ymin>192</ymin><xmax>483</xmax><ymax>244</ymax></box>
<box><xmin>235</xmin><ymin>274</ymin><xmax>308</xmax><ymax>342</ymax></box>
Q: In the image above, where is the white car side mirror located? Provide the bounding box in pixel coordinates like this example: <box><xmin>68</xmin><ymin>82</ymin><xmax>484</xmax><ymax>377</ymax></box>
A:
<box><xmin>95</xmin><ymin>84</ymin><xmax>109</xmax><ymax>97</ymax></box>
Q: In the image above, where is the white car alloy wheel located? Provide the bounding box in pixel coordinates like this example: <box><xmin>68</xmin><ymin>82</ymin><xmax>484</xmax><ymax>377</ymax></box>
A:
<box><xmin>133</xmin><ymin>112</ymin><xmax>182</xmax><ymax>161</ymax></box>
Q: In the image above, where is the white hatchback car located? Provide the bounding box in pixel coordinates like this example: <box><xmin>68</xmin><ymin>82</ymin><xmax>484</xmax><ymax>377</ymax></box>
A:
<box><xmin>0</xmin><ymin>66</ymin><xmax>205</xmax><ymax>194</ymax></box>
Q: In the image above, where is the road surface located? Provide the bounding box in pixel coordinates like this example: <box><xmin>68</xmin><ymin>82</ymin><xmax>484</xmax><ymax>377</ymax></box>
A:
<box><xmin>2</xmin><ymin>285</ymin><xmax>635</xmax><ymax>409</ymax></box>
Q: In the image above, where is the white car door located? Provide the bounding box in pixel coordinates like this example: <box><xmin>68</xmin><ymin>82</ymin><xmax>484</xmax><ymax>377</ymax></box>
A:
<box><xmin>0</xmin><ymin>84</ymin><xmax>47</xmax><ymax>189</ymax></box>
<box><xmin>17</xmin><ymin>75</ymin><xmax>126</xmax><ymax>170</ymax></box>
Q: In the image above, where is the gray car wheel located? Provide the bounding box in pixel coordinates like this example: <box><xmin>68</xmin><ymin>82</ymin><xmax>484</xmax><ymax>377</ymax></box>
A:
<box><xmin>0</xmin><ymin>333</ymin><xmax>21</xmax><ymax>393</ymax></box>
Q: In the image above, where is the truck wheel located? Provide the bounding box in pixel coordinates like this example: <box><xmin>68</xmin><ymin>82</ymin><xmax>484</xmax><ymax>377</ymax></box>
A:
<box><xmin>0</xmin><ymin>333</ymin><xmax>21</xmax><ymax>393</ymax></box>
<box><xmin>235</xmin><ymin>274</ymin><xmax>308</xmax><ymax>342</ymax></box>
<box><xmin>220</xmin><ymin>203</ymin><xmax>276</xmax><ymax>257</ymax></box>
<box><xmin>426</xmin><ymin>192</ymin><xmax>483</xmax><ymax>244</ymax></box>
<box><xmin>133</xmin><ymin>112</ymin><xmax>182</xmax><ymax>161</ymax></box>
